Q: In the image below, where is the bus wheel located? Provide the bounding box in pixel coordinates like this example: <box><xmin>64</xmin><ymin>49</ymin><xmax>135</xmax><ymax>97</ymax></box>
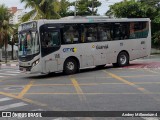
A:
<box><xmin>64</xmin><ymin>58</ymin><xmax>78</xmax><ymax>75</ymax></box>
<box><xmin>117</xmin><ymin>52</ymin><xmax>129</xmax><ymax>67</ymax></box>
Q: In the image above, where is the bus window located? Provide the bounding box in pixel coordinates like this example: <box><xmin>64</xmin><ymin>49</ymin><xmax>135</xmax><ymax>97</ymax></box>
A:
<box><xmin>130</xmin><ymin>22</ymin><xmax>149</xmax><ymax>39</ymax></box>
<box><xmin>111</xmin><ymin>23</ymin><xmax>129</xmax><ymax>40</ymax></box>
<box><xmin>42</xmin><ymin>31</ymin><xmax>60</xmax><ymax>47</ymax></box>
<box><xmin>80</xmin><ymin>24</ymin><xmax>86</xmax><ymax>43</ymax></box>
<box><xmin>85</xmin><ymin>24</ymin><xmax>98</xmax><ymax>42</ymax></box>
<box><xmin>63</xmin><ymin>24</ymin><xmax>79</xmax><ymax>44</ymax></box>
<box><xmin>98</xmin><ymin>23</ymin><xmax>111</xmax><ymax>41</ymax></box>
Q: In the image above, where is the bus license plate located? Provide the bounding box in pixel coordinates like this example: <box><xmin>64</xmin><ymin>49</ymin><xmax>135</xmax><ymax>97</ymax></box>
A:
<box><xmin>23</xmin><ymin>68</ymin><xmax>26</xmax><ymax>72</ymax></box>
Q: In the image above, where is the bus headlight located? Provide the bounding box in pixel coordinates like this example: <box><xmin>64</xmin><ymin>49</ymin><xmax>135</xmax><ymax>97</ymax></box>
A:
<box><xmin>32</xmin><ymin>59</ymin><xmax>39</xmax><ymax>67</ymax></box>
<box><xmin>35</xmin><ymin>60</ymin><xmax>39</xmax><ymax>64</ymax></box>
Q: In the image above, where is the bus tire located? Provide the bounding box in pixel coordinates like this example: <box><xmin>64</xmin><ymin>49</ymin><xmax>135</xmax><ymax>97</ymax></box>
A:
<box><xmin>117</xmin><ymin>52</ymin><xmax>129</xmax><ymax>67</ymax></box>
<box><xmin>63</xmin><ymin>58</ymin><xmax>78</xmax><ymax>75</ymax></box>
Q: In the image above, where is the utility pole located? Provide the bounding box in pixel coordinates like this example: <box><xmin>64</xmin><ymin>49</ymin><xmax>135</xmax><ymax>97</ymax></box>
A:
<box><xmin>92</xmin><ymin>0</ymin><xmax>94</xmax><ymax>15</ymax></box>
<box><xmin>74</xmin><ymin>0</ymin><xmax>77</xmax><ymax>16</ymax></box>
<box><xmin>11</xmin><ymin>35</ymin><xmax>14</xmax><ymax>60</ymax></box>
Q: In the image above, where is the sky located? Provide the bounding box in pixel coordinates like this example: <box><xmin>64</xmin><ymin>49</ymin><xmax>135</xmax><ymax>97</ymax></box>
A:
<box><xmin>0</xmin><ymin>0</ymin><xmax>123</xmax><ymax>15</ymax></box>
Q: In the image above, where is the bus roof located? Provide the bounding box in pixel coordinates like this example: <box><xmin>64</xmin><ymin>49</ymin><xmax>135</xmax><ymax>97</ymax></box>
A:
<box><xmin>20</xmin><ymin>16</ymin><xmax>151</xmax><ymax>27</ymax></box>
<box><xmin>37</xmin><ymin>16</ymin><xmax>150</xmax><ymax>24</ymax></box>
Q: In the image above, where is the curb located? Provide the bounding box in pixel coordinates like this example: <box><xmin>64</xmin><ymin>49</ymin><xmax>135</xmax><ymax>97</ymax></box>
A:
<box><xmin>151</xmin><ymin>49</ymin><xmax>160</xmax><ymax>54</ymax></box>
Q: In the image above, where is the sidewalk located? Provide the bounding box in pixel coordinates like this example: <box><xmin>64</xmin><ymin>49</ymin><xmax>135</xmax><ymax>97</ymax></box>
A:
<box><xmin>0</xmin><ymin>60</ymin><xmax>18</xmax><ymax>67</ymax></box>
<box><xmin>151</xmin><ymin>48</ymin><xmax>160</xmax><ymax>54</ymax></box>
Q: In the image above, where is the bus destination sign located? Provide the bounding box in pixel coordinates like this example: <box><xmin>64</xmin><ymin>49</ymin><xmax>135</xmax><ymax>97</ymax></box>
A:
<box><xmin>21</xmin><ymin>22</ymin><xmax>37</xmax><ymax>30</ymax></box>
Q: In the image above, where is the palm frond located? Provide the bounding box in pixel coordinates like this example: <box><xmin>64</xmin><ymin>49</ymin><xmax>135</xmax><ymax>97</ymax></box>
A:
<box><xmin>21</xmin><ymin>10</ymin><xmax>36</xmax><ymax>22</ymax></box>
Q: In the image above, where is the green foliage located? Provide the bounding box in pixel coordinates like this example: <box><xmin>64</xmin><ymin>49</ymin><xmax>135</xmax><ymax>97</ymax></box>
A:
<box><xmin>59</xmin><ymin>0</ymin><xmax>73</xmax><ymax>17</ymax></box>
<box><xmin>152</xmin><ymin>31</ymin><xmax>160</xmax><ymax>48</ymax></box>
<box><xmin>88</xmin><ymin>0</ymin><xmax>101</xmax><ymax>15</ymax></box>
<box><xmin>138</xmin><ymin>0</ymin><xmax>160</xmax><ymax>8</ymax></box>
<box><xmin>21</xmin><ymin>0</ymin><xmax>61</xmax><ymax>22</ymax></box>
<box><xmin>106</xmin><ymin>0</ymin><xmax>156</xmax><ymax>18</ymax></box>
<box><xmin>0</xmin><ymin>4</ymin><xmax>13</xmax><ymax>48</ymax></box>
<box><xmin>153</xmin><ymin>11</ymin><xmax>160</xmax><ymax>23</ymax></box>
<box><xmin>74</xmin><ymin>0</ymin><xmax>101</xmax><ymax>16</ymax></box>
<box><xmin>106</xmin><ymin>0</ymin><xmax>160</xmax><ymax>48</ymax></box>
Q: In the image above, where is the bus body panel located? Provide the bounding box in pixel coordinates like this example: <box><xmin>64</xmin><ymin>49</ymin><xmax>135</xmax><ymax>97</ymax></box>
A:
<box><xmin>39</xmin><ymin>36</ymin><xmax>150</xmax><ymax>74</ymax></box>
<box><xmin>18</xmin><ymin>17</ymin><xmax>151</xmax><ymax>74</ymax></box>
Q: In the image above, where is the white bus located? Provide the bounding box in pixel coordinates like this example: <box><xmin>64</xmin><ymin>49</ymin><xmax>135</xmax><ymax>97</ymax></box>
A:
<box><xmin>18</xmin><ymin>16</ymin><xmax>151</xmax><ymax>74</ymax></box>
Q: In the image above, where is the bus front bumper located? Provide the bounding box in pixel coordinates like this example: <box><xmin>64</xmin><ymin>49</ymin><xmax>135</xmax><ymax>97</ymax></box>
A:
<box><xmin>19</xmin><ymin>64</ymin><xmax>42</xmax><ymax>74</ymax></box>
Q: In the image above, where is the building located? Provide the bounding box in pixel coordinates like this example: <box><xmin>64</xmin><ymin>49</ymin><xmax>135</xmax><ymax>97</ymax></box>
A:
<box><xmin>8</xmin><ymin>7</ymin><xmax>26</xmax><ymax>24</ymax></box>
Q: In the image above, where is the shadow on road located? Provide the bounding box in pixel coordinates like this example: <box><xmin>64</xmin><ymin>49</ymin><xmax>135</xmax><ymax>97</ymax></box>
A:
<box><xmin>26</xmin><ymin>65</ymin><xmax>114</xmax><ymax>79</ymax></box>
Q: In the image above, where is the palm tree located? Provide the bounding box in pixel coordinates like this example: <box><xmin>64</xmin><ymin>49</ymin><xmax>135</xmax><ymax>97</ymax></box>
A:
<box><xmin>0</xmin><ymin>4</ymin><xmax>13</xmax><ymax>62</ymax></box>
<box><xmin>21</xmin><ymin>0</ymin><xmax>61</xmax><ymax>22</ymax></box>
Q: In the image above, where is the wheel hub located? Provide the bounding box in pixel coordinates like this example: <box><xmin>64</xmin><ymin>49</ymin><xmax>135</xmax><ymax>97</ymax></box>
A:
<box><xmin>120</xmin><ymin>55</ymin><xmax>127</xmax><ymax>65</ymax></box>
<box><xmin>67</xmin><ymin>62</ymin><xmax>74</xmax><ymax>70</ymax></box>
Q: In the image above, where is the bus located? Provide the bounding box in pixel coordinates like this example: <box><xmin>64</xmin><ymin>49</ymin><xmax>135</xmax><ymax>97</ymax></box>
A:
<box><xmin>18</xmin><ymin>16</ymin><xmax>151</xmax><ymax>74</ymax></box>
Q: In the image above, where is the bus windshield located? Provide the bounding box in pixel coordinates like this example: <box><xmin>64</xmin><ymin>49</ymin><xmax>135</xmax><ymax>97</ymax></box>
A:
<box><xmin>19</xmin><ymin>31</ymin><xmax>39</xmax><ymax>56</ymax></box>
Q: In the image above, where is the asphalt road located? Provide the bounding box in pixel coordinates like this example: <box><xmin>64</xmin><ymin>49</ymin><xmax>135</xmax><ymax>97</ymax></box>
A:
<box><xmin>0</xmin><ymin>54</ymin><xmax>160</xmax><ymax>120</ymax></box>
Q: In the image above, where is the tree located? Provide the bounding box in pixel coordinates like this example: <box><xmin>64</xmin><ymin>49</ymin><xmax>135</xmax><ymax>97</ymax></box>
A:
<box><xmin>88</xmin><ymin>0</ymin><xmax>102</xmax><ymax>15</ymax></box>
<box><xmin>136</xmin><ymin>0</ymin><xmax>160</xmax><ymax>48</ymax></box>
<box><xmin>59</xmin><ymin>0</ymin><xmax>73</xmax><ymax>17</ymax></box>
<box><xmin>138</xmin><ymin>0</ymin><xmax>160</xmax><ymax>7</ymax></box>
<box><xmin>138</xmin><ymin>0</ymin><xmax>160</xmax><ymax>23</ymax></box>
<box><xmin>0</xmin><ymin>4</ymin><xmax>13</xmax><ymax>62</ymax></box>
<box><xmin>20</xmin><ymin>0</ymin><xmax>61</xmax><ymax>22</ymax></box>
<box><xmin>73</xmin><ymin>0</ymin><xmax>101</xmax><ymax>16</ymax></box>
<box><xmin>8</xmin><ymin>24</ymin><xmax>18</xmax><ymax>60</ymax></box>
<box><xmin>106</xmin><ymin>0</ymin><xmax>160</xmax><ymax>48</ymax></box>
<box><xmin>106</xmin><ymin>0</ymin><xmax>156</xmax><ymax>18</ymax></box>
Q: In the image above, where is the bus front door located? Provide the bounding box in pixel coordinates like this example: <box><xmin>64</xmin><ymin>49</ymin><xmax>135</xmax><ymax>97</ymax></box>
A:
<box><xmin>41</xmin><ymin>28</ymin><xmax>61</xmax><ymax>73</ymax></box>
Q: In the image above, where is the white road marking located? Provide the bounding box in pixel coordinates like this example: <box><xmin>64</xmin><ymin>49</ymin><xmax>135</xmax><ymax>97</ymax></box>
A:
<box><xmin>0</xmin><ymin>73</ymin><xmax>18</xmax><ymax>76</ymax></box>
<box><xmin>0</xmin><ymin>102</ymin><xmax>27</xmax><ymax>110</ymax></box>
<box><xmin>53</xmin><ymin>118</ymin><xmax>71</xmax><ymax>120</ymax></box>
<box><xmin>11</xmin><ymin>64</ymin><xmax>17</xmax><ymax>67</ymax></box>
<box><xmin>6</xmin><ymin>71</ymin><xmax>21</xmax><ymax>74</ymax></box>
<box><xmin>0</xmin><ymin>97</ymin><xmax>13</xmax><ymax>102</ymax></box>
<box><xmin>31</xmin><ymin>109</ymin><xmax>44</xmax><ymax>111</ymax></box>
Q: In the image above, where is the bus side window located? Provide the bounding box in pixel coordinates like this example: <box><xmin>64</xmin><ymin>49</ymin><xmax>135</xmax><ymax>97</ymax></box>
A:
<box><xmin>85</xmin><ymin>24</ymin><xmax>98</xmax><ymax>42</ymax></box>
<box><xmin>42</xmin><ymin>31</ymin><xmax>60</xmax><ymax>47</ymax></box>
<box><xmin>63</xmin><ymin>25</ymin><xmax>80</xmax><ymax>44</ymax></box>
<box><xmin>131</xmin><ymin>22</ymin><xmax>149</xmax><ymax>39</ymax></box>
<box><xmin>112</xmin><ymin>23</ymin><xmax>129</xmax><ymax>40</ymax></box>
<box><xmin>98</xmin><ymin>23</ymin><xmax>111</xmax><ymax>41</ymax></box>
<box><xmin>80</xmin><ymin>25</ymin><xmax>86</xmax><ymax>43</ymax></box>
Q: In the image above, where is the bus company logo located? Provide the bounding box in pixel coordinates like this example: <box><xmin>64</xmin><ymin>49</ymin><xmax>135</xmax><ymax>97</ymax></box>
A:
<box><xmin>63</xmin><ymin>48</ymin><xmax>77</xmax><ymax>53</ymax></box>
<box><xmin>96</xmin><ymin>45</ymin><xmax>108</xmax><ymax>49</ymax></box>
<box><xmin>92</xmin><ymin>45</ymin><xmax>95</xmax><ymax>48</ymax></box>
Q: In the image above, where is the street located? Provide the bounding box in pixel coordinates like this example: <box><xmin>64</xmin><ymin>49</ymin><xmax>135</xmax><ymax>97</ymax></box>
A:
<box><xmin>0</xmin><ymin>55</ymin><xmax>160</xmax><ymax>120</ymax></box>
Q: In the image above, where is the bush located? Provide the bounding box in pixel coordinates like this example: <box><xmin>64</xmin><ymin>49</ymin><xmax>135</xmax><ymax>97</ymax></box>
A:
<box><xmin>152</xmin><ymin>31</ymin><xmax>160</xmax><ymax>49</ymax></box>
